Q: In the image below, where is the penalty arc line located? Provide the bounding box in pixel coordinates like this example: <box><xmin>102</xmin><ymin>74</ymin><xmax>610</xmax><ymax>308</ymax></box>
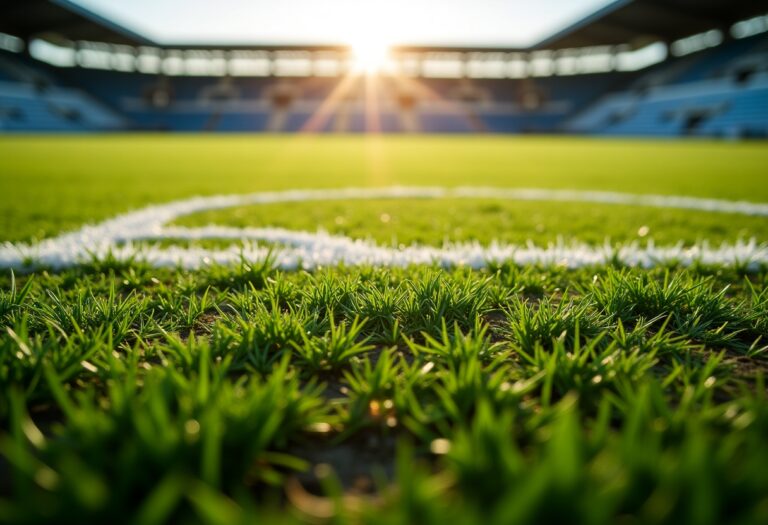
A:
<box><xmin>1</xmin><ymin>186</ymin><xmax>767</xmax><ymax>271</ymax></box>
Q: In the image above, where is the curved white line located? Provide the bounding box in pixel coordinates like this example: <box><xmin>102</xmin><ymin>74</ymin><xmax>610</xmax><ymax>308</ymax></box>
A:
<box><xmin>1</xmin><ymin>186</ymin><xmax>767</xmax><ymax>271</ymax></box>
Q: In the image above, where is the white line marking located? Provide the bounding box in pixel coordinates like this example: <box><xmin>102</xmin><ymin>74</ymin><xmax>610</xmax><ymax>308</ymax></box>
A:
<box><xmin>2</xmin><ymin>187</ymin><xmax>767</xmax><ymax>271</ymax></box>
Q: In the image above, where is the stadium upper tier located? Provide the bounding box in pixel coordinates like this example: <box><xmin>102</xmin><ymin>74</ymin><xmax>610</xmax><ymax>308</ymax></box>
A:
<box><xmin>0</xmin><ymin>0</ymin><xmax>766</xmax><ymax>136</ymax></box>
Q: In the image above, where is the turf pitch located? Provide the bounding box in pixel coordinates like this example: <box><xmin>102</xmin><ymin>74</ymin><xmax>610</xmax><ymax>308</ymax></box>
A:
<box><xmin>0</xmin><ymin>135</ymin><xmax>767</xmax><ymax>525</ymax></box>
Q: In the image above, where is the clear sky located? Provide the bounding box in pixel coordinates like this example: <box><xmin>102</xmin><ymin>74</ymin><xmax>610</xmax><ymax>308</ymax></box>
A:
<box><xmin>72</xmin><ymin>0</ymin><xmax>615</xmax><ymax>47</ymax></box>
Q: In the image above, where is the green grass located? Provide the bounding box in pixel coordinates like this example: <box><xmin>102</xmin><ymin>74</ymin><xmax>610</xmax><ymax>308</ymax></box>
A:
<box><xmin>174</xmin><ymin>197</ymin><xmax>768</xmax><ymax>246</ymax></box>
<box><xmin>1</xmin><ymin>135</ymin><xmax>768</xmax><ymax>525</ymax></box>
<box><xmin>2</xmin><ymin>135</ymin><xmax>768</xmax><ymax>241</ymax></box>
<box><xmin>1</xmin><ymin>264</ymin><xmax>767</xmax><ymax>524</ymax></box>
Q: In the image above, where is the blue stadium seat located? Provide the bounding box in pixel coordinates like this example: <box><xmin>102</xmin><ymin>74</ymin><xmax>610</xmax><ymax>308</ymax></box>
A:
<box><xmin>0</xmin><ymin>81</ymin><xmax>124</xmax><ymax>131</ymax></box>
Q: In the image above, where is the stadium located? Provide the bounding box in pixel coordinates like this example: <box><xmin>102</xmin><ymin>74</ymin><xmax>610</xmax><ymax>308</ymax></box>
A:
<box><xmin>1</xmin><ymin>0</ymin><xmax>767</xmax><ymax>135</ymax></box>
<box><xmin>0</xmin><ymin>0</ymin><xmax>767</xmax><ymax>524</ymax></box>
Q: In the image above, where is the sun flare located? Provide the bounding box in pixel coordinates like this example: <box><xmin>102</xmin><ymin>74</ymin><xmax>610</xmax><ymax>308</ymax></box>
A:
<box><xmin>349</xmin><ymin>37</ymin><xmax>391</xmax><ymax>74</ymax></box>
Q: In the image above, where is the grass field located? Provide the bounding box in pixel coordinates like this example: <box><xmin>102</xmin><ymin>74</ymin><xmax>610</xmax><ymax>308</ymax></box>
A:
<box><xmin>2</xmin><ymin>135</ymin><xmax>768</xmax><ymax>241</ymax></box>
<box><xmin>1</xmin><ymin>135</ymin><xmax>767</xmax><ymax>525</ymax></box>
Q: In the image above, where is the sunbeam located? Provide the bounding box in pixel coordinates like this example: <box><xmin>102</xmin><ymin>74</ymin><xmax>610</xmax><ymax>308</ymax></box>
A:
<box><xmin>300</xmin><ymin>73</ymin><xmax>358</xmax><ymax>132</ymax></box>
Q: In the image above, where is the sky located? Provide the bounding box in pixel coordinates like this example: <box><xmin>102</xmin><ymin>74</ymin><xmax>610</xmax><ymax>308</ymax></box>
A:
<box><xmin>72</xmin><ymin>0</ymin><xmax>615</xmax><ymax>48</ymax></box>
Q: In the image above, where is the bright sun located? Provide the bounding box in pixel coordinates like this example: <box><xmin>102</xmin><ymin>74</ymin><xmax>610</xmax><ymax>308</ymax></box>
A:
<box><xmin>349</xmin><ymin>37</ymin><xmax>391</xmax><ymax>74</ymax></box>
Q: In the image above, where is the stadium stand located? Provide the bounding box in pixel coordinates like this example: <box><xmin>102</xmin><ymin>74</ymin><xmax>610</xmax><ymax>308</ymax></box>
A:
<box><xmin>0</xmin><ymin>0</ymin><xmax>766</xmax><ymax>136</ymax></box>
<box><xmin>566</xmin><ymin>35</ymin><xmax>768</xmax><ymax>137</ymax></box>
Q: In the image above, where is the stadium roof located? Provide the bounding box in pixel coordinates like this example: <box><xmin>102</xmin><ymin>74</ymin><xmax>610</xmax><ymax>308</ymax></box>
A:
<box><xmin>0</xmin><ymin>0</ymin><xmax>154</xmax><ymax>46</ymax></box>
<box><xmin>534</xmin><ymin>0</ymin><xmax>768</xmax><ymax>50</ymax></box>
<box><xmin>1</xmin><ymin>0</ymin><xmax>766</xmax><ymax>53</ymax></box>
